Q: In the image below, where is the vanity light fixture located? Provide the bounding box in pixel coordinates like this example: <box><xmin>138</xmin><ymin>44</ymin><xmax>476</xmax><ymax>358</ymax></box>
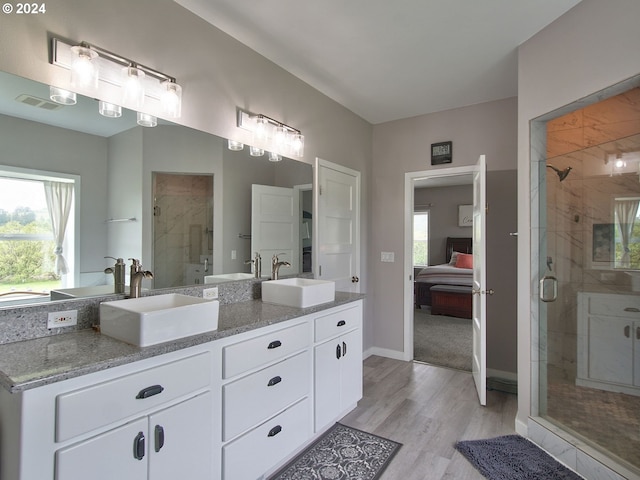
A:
<box><xmin>98</xmin><ymin>101</ymin><xmax>122</xmax><ymax>118</ymax></box>
<box><xmin>49</xmin><ymin>86</ymin><xmax>77</xmax><ymax>105</ymax></box>
<box><xmin>51</xmin><ymin>37</ymin><xmax>183</xmax><ymax>119</ymax></box>
<box><xmin>268</xmin><ymin>152</ymin><xmax>282</xmax><ymax>162</ymax></box>
<box><xmin>236</xmin><ymin>109</ymin><xmax>304</xmax><ymax>157</ymax></box>
<box><xmin>250</xmin><ymin>146</ymin><xmax>264</xmax><ymax>157</ymax></box>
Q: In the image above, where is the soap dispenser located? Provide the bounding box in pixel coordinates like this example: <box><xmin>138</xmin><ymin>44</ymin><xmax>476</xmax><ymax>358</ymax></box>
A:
<box><xmin>104</xmin><ymin>256</ymin><xmax>126</xmax><ymax>294</ymax></box>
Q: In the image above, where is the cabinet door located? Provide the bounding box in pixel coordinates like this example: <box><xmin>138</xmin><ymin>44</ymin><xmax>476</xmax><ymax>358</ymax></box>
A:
<box><xmin>588</xmin><ymin>316</ymin><xmax>633</xmax><ymax>385</ymax></box>
<box><xmin>340</xmin><ymin>328</ymin><xmax>363</xmax><ymax>409</ymax></box>
<box><xmin>314</xmin><ymin>339</ymin><xmax>342</xmax><ymax>430</ymax></box>
<box><xmin>148</xmin><ymin>391</ymin><xmax>213</xmax><ymax>480</ymax></box>
<box><xmin>56</xmin><ymin>417</ymin><xmax>148</xmax><ymax>480</ymax></box>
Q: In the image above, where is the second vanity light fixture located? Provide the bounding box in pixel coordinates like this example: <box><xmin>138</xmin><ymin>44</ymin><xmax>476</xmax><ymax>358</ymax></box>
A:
<box><xmin>49</xmin><ymin>37</ymin><xmax>183</xmax><ymax>126</ymax></box>
<box><xmin>235</xmin><ymin>109</ymin><xmax>305</xmax><ymax>158</ymax></box>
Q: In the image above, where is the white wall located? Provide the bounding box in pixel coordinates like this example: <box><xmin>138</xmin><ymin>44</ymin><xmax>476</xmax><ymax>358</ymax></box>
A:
<box><xmin>517</xmin><ymin>0</ymin><xmax>640</xmax><ymax>432</ymax></box>
<box><xmin>371</xmin><ymin>97</ymin><xmax>518</xmax><ymax>368</ymax></box>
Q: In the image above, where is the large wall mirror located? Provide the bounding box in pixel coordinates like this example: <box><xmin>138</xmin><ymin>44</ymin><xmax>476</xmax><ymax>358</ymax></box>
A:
<box><xmin>0</xmin><ymin>70</ymin><xmax>312</xmax><ymax>308</ymax></box>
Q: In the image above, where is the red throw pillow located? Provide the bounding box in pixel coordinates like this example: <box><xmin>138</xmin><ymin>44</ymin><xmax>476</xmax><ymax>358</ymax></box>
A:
<box><xmin>455</xmin><ymin>253</ymin><xmax>473</xmax><ymax>269</ymax></box>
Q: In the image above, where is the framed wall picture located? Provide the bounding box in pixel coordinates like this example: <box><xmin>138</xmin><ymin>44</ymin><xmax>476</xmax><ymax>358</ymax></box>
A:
<box><xmin>458</xmin><ymin>204</ymin><xmax>473</xmax><ymax>227</ymax></box>
<box><xmin>431</xmin><ymin>141</ymin><xmax>452</xmax><ymax>165</ymax></box>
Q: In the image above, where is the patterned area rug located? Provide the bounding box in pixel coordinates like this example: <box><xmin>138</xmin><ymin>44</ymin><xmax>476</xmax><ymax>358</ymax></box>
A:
<box><xmin>268</xmin><ymin>423</ymin><xmax>401</xmax><ymax>480</ymax></box>
<box><xmin>455</xmin><ymin>435</ymin><xmax>583</xmax><ymax>479</ymax></box>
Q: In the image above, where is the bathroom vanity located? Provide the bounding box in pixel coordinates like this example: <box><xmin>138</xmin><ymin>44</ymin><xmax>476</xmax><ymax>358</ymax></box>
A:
<box><xmin>577</xmin><ymin>292</ymin><xmax>640</xmax><ymax>396</ymax></box>
<box><xmin>0</xmin><ymin>294</ymin><xmax>363</xmax><ymax>480</ymax></box>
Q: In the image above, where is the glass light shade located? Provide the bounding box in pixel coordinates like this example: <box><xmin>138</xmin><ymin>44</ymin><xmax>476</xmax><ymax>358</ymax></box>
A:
<box><xmin>268</xmin><ymin>152</ymin><xmax>282</xmax><ymax>162</ymax></box>
<box><xmin>253</xmin><ymin>116</ymin><xmax>269</xmax><ymax>142</ymax></box>
<box><xmin>250</xmin><ymin>146</ymin><xmax>264</xmax><ymax>157</ymax></box>
<box><xmin>122</xmin><ymin>66</ymin><xmax>146</xmax><ymax>108</ymax></box>
<box><xmin>160</xmin><ymin>81</ymin><xmax>182</xmax><ymax>118</ymax></box>
<box><xmin>70</xmin><ymin>46</ymin><xmax>99</xmax><ymax>89</ymax></box>
<box><xmin>49</xmin><ymin>86</ymin><xmax>77</xmax><ymax>105</ymax></box>
<box><xmin>289</xmin><ymin>133</ymin><xmax>305</xmax><ymax>157</ymax></box>
<box><xmin>228</xmin><ymin>140</ymin><xmax>244</xmax><ymax>151</ymax></box>
<box><xmin>137</xmin><ymin>112</ymin><xmax>157</xmax><ymax>127</ymax></box>
<box><xmin>273</xmin><ymin>125</ymin><xmax>288</xmax><ymax>150</ymax></box>
<box><xmin>98</xmin><ymin>101</ymin><xmax>122</xmax><ymax>118</ymax></box>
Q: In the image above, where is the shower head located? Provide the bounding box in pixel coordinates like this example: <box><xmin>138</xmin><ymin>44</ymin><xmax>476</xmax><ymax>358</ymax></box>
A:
<box><xmin>546</xmin><ymin>165</ymin><xmax>572</xmax><ymax>182</ymax></box>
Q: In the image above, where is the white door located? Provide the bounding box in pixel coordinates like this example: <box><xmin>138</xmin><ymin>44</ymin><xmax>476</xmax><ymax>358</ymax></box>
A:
<box><xmin>315</xmin><ymin>158</ymin><xmax>360</xmax><ymax>292</ymax></box>
<box><xmin>251</xmin><ymin>184</ymin><xmax>300</xmax><ymax>277</ymax></box>
<box><xmin>472</xmin><ymin>154</ymin><xmax>487</xmax><ymax>405</ymax></box>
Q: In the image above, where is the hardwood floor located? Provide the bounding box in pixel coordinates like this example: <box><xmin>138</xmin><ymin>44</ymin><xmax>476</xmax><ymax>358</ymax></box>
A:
<box><xmin>340</xmin><ymin>355</ymin><xmax>518</xmax><ymax>479</ymax></box>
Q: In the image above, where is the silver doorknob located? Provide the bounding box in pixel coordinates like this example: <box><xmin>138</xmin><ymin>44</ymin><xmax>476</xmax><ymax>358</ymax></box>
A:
<box><xmin>351</xmin><ymin>276</ymin><xmax>359</xmax><ymax>283</ymax></box>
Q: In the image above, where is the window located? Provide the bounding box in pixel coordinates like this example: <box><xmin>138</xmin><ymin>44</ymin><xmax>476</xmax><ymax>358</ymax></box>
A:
<box><xmin>614</xmin><ymin>197</ymin><xmax>640</xmax><ymax>269</ymax></box>
<box><xmin>413</xmin><ymin>211</ymin><xmax>429</xmax><ymax>266</ymax></box>
<box><xmin>0</xmin><ymin>169</ymin><xmax>77</xmax><ymax>302</ymax></box>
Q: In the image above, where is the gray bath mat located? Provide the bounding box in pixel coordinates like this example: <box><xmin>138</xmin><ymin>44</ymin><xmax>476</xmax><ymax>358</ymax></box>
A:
<box><xmin>455</xmin><ymin>434</ymin><xmax>583</xmax><ymax>479</ymax></box>
<box><xmin>268</xmin><ymin>423</ymin><xmax>401</xmax><ymax>480</ymax></box>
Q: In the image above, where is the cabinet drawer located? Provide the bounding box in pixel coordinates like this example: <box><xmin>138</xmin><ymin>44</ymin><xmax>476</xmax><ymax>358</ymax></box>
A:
<box><xmin>586</xmin><ymin>293</ymin><xmax>640</xmax><ymax>318</ymax></box>
<box><xmin>314</xmin><ymin>304</ymin><xmax>360</xmax><ymax>342</ymax></box>
<box><xmin>222</xmin><ymin>398</ymin><xmax>310</xmax><ymax>480</ymax></box>
<box><xmin>223</xmin><ymin>322</ymin><xmax>309</xmax><ymax>378</ymax></box>
<box><xmin>223</xmin><ymin>350</ymin><xmax>310</xmax><ymax>441</ymax></box>
<box><xmin>56</xmin><ymin>352</ymin><xmax>211</xmax><ymax>442</ymax></box>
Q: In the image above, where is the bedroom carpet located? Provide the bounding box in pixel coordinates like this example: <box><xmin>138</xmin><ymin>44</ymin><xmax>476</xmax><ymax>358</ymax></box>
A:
<box><xmin>414</xmin><ymin>307</ymin><xmax>472</xmax><ymax>371</ymax></box>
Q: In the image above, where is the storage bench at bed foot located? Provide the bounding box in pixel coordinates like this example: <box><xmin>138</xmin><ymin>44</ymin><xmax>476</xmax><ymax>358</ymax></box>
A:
<box><xmin>430</xmin><ymin>285</ymin><xmax>472</xmax><ymax>319</ymax></box>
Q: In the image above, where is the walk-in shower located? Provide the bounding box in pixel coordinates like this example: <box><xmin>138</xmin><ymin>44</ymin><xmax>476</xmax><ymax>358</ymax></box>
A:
<box><xmin>535</xmin><ymin>84</ymin><xmax>640</xmax><ymax>475</ymax></box>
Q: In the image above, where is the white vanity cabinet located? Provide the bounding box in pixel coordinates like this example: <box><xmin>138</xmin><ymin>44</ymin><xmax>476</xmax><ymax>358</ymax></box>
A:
<box><xmin>0</xmin><ymin>347</ymin><xmax>214</xmax><ymax>480</ymax></box>
<box><xmin>219</xmin><ymin>319</ymin><xmax>313</xmax><ymax>480</ymax></box>
<box><xmin>313</xmin><ymin>302</ymin><xmax>363</xmax><ymax>431</ymax></box>
<box><xmin>577</xmin><ymin>292</ymin><xmax>640</xmax><ymax>395</ymax></box>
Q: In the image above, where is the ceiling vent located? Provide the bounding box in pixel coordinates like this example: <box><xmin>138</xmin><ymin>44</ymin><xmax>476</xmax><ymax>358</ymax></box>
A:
<box><xmin>15</xmin><ymin>94</ymin><xmax>64</xmax><ymax>111</ymax></box>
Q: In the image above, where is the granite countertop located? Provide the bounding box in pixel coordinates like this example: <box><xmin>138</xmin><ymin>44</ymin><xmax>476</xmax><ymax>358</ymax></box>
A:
<box><xmin>0</xmin><ymin>292</ymin><xmax>364</xmax><ymax>393</ymax></box>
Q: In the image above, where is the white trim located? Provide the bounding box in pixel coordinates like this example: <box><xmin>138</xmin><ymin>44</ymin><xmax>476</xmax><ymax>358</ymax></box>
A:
<box><xmin>486</xmin><ymin>368</ymin><xmax>518</xmax><ymax>382</ymax></box>
<box><xmin>366</xmin><ymin>346</ymin><xmax>407</xmax><ymax>361</ymax></box>
<box><xmin>403</xmin><ymin>165</ymin><xmax>476</xmax><ymax>360</ymax></box>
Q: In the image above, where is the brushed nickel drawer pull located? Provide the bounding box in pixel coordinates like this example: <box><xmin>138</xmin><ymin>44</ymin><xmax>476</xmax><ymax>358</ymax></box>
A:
<box><xmin>624</xmin><ymin>307</ymin><xmax>640</xmax><ymax>312</ymax></box>
<box><xmin>267</xmin><ymin>376</ymin><xmax>282</xmax><ymax>387</ymax></box>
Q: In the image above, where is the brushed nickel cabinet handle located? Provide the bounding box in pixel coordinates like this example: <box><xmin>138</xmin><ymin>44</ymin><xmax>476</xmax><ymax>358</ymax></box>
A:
<box><xmin>624</xmin><ymin>325</ymin><xmax>631</xmax><ymax>338</ymax></box>
<box><xmin>624</xmin><ymin>307</ymin><xmax>640</xmax><ymax>312</ymax></box>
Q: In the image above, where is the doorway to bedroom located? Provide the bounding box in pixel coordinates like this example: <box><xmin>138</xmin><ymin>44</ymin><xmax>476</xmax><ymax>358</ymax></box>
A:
<box><xmin>407</xmin><ymin>170</ymin><xmax>474</xmax><ymax>371</ymax></box>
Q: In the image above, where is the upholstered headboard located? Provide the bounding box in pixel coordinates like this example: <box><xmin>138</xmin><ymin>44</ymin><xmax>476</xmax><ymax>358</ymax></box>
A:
<box><xmin>446</xmin><ymin>237</ymin><xmax>472</xmax><ymax>263</ymax></box>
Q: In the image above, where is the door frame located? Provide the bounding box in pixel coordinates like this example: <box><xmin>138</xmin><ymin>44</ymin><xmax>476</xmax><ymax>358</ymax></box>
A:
<box><xmin>403</xmin><ymin>165</ymin><xmax>479</xmax><ymax>361</ymax></box>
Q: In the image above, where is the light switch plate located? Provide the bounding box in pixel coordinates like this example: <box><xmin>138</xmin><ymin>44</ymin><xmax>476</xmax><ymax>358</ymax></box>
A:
<box><xmin>381</xmin><ymin>251</ymin><xmax>395</xmax><ymax>262</ymax></box>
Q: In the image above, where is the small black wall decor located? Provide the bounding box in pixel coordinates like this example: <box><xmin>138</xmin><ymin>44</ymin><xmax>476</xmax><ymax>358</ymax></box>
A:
<box><xmin>431</xmin><ymin>141</ymin><xmax>452</xmax><ymax>165</ymax></box>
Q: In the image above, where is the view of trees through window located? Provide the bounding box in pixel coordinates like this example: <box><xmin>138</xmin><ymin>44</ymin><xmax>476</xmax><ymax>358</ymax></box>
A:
<box><xmin>413</xmin><ymin>212</ymin><xmax>429</xmax><ymax>266</ymax></box>
<box><xmin>0</xmin><ymin>177</ymin><xmax>59</xmax><ymax>296</ymax></box>
<box><xmin>614</xmin><ymin>198</ymin><xmax>640</xmax><ymax>269</ymax></box>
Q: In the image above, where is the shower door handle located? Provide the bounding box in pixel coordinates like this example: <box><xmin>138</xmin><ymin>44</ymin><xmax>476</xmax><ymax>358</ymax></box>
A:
<box><xmin>539</xmin><ymin>275</ymin><xmax>557</xmax><ymax>302</ymax></box>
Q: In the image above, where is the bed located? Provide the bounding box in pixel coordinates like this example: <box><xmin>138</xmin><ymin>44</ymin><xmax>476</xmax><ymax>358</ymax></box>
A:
<box><xmin>414</xmin><ymin>237</ymin><xmax>472</xmax><ymax>308</ymax></box>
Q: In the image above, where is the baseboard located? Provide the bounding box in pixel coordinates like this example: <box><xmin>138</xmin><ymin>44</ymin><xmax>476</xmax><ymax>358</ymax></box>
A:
<box><xmin>486</xmin><ymin>368</ymin><xmax>517</xmax><ymax>381</ymax></box>
<box><xmin>365</xmin><ymin>346</ymin><xmax>407</xmax><ymax>361</ymax></box>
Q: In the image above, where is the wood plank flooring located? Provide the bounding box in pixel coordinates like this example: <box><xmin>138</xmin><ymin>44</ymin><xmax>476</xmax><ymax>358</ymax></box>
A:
<box><xmin>340</xmin><ymin>355</ymin><xmax>518</xmax><ymax>480</ymax></box>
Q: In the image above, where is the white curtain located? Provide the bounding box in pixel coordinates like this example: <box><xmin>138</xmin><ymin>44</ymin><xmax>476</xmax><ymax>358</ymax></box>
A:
<box><xmin>615</xmin><ymin>199</ymin><xmax>639</xmax><ymax>268</ymax></box>
<box><xmin>44</xmin><ymin>181</ymin><xmax>73</xmax><ymax>275</ymax></box>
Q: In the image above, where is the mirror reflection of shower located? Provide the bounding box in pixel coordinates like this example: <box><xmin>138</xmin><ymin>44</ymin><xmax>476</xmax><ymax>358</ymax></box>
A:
<box><xmin>546</xmin><ymin>164</ymin><xmax>572</xmax><ymax>181</ymax></box>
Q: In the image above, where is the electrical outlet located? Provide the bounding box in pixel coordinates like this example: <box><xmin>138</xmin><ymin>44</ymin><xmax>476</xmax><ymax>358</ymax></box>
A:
<box><xmin>231</xmin><ymin>250</ymin><xmax>237</xmax><ymax>260</ymax></box>
<box><xmin>47</xmin><ymin>309</ymin><xmax>78</xmax><ymax>329</ymax></box>
<box><xmin>203</xmin><ymin>287</ymin><xmax>218</xmax><ymax>300</ymax></box>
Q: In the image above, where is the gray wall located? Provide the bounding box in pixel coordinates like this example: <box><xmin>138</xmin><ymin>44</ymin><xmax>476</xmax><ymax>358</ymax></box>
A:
<box><xmin>371</xmin><ymin>97</ymin><xmax>518</xmax><ymax>373</ymax></box>
<box><xmin>517</xmin><ymin>0</ymin><xmax>640</xmax><ymax>430</ymax></box>
<box><xmin>415</xmin><ymin>184</ymin><xmax>473</xmax><ymax>266</ymax></box>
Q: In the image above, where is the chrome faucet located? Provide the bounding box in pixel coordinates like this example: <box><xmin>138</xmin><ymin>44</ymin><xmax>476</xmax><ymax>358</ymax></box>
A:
<box><xmin>245</xmin><ymin>252</ymin><xmax>262</xmax><ymax>278</ymax></box>
<box><xmin>128</xmin><ymin>258</ymin><xmax>153</xmax><ymax>298</ymax></box>
<box><xmin>271</xmin><ymin>253</ymin><xmax>291</xmax><ymax>280</ymax></box>
<box><xmin>104</xmin><ymin>256</ymin><xmax>126</xmax><ymax>294</ymax></box>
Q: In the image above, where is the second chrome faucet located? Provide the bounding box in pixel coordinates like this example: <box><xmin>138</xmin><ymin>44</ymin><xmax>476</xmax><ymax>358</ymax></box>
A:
<box><xmin>271</xmin><ymin>253</ymin><xmax>291</xmax><ymax>280</ymax></box>
<box><xmin>129</xmin><ymin>258</ymin><xmax>153</xmax><ymax>298</ymax></box>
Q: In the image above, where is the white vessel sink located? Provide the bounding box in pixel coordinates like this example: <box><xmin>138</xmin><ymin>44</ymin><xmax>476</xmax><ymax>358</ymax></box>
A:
<box><xmin>204</xmin><ymin>272</ymin><xmax>255</xmax><ymax>284</ymax></box>
<box><xmin>100</xmin><ymin>294</ymin><xmax>219</xmax><ymax>347</ymax></box>
<box><xmin>262</xmin><ymin>278</ymin><xmax>335</xmax><ymax>308</ymax></box>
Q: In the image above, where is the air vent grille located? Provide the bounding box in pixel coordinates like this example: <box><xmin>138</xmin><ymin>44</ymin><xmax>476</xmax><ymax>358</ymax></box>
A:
<box><xmin>15</xmin><ymin>94</ymin><xmax>64</xmax><ymax>111</ymax></box>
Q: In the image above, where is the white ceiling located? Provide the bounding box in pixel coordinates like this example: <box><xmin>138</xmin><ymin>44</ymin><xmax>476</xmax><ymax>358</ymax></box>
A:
<box><xmin>175</xmin><ymin>0</ymin><xmax>582</xmax><ymax>124</ymax></box>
